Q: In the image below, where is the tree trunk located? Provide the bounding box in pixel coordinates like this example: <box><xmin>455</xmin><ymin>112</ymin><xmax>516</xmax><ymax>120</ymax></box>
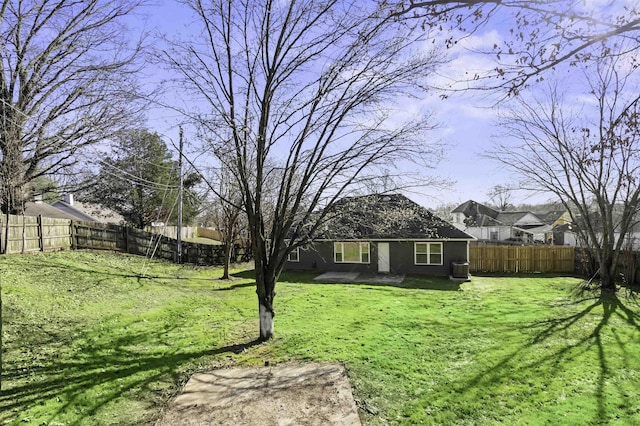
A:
<box><xmin>254</xmin><ymin>254</ymin><xmax>276</xmax><ymax>341</ymax></box>
<box><xmin>599</xmin><ymin>254</ymin><xmax>617</xmax><ymax>293</ymax></box>
<box><xmin>259</xmin><ymin>298</ymin><xmax>274</xmax><ymax>341</ymax></box>
<box><xmin>221</xmin><ymin>242</ymin><xmax>232</xmax><ymax>280</ymax></box>
<box><xmin>1</xmin><ymin>134</ymin><xmax>27</xmax><ymax>215</ymax></box>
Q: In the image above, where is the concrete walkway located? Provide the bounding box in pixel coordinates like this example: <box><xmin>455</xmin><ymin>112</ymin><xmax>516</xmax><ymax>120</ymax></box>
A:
<box><xmin>314</xmin><ymin>271</ymin><xmax>405</xmax><ymax>284</ymax></box>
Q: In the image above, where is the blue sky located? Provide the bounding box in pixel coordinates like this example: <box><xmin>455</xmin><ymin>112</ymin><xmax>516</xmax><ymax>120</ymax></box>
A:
<box><xmin>134</xmin><ymin>1</ymin><xmax>603</xmax><ymax>210</ymax></box>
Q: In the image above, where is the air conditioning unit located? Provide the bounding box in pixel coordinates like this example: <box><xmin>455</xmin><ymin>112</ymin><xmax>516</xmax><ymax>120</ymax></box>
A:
<box><xmin>451</xmin><ymin>262</ymin><xmax>469</xmax><ymax>279</ymax></box>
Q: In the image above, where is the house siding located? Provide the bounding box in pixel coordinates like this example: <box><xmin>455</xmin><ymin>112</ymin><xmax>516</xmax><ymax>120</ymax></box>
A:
<box><xmin>464</xmin><ymin>226</ymin><xmax>513</xmax><ymax>241</ymax></box>
<box><xmin>286</xmin><ymin>240</ymin><xmax>469</xmax><ymax>276</ymax></box>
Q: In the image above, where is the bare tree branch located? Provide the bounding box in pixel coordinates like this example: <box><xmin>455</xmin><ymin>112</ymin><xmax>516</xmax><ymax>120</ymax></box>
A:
<box><xmin>385</xmin><ymin>0</ymin><xmax>640</xmax><ymax>95</ymax></box>
<box><xmin>0</xmin><ymin>0</ymin><xmax>147</xmax><ymax>214</ymax></box>
<box><xmin>487</xmin><ymin>50</ymin><xmax>640</xmax><ymax>291</ymax></box>
<box><xmin>165</xmin><ymin>0</ymin><xmax>446</xmax><ymax>340</ymax></box>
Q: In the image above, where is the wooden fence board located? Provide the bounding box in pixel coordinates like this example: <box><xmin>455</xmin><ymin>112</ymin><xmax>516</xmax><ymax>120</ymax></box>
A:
<box><xmin>144</xmin><ymin>225</ymin><xmax>196</xmax><ymax>240</ymax></box>
<box><xmin>196</xmin><ymin>227</ymin><xmax>222</xmax><ymax>241</ymax></box>
<box><xmin>0</xmin><ymin>214</ymin><xmax>236</xmax><ymax>266</ymax></box>
<box><xmin>469</xmin><ymin>245</ymin><xmax>575</xmax><ymax>273</ymax></box>
<box><xmin>40</xmin><ymin>217</ymin><xmax>73</xmax><ymax>251</ymax></box>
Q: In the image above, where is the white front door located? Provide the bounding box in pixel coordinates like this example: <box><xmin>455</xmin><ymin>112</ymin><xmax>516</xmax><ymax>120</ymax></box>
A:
<box><xmin>378</xmin><ymin>242</ymin><xmax>390</xmax><ymax>273</ymax></box>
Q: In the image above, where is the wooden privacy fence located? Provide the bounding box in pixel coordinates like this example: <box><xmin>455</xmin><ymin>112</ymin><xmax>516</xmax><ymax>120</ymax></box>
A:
<box><xmin>0</xmin><ymin>215</ymin><xmax>73</xmax><ymax>253</ymax></box>
<box><xmin>0</xmin><ymin>214</ymin><xmax>246</xmax><ymax>266</ymax></box>
<box><xmin>470</xmin><ymin>245</ymin><xmax>576</xmax><ymax>273</ymax></box>
<box><xmin>144</xmin><ymin>225</ymin><xmax>197</xmax><ymax>240</ymax></box>
<box><xmin>196</xmin><ymin>227</ymin><xmax>222</xmax><ymax>241</ymax></box>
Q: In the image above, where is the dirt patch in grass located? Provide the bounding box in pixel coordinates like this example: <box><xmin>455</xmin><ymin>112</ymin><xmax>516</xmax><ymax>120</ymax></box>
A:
<box><xmin>156</xmin><ymin>363</ymin><xmax>361</xmax><ymax>425</ymax></box>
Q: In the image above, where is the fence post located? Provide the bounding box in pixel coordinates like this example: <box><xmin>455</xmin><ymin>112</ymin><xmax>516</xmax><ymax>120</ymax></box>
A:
<box><xmin>70</xmin><ymin>220</ymin><xmax>76</xmax><ymax>250</ymax></box>
<box><xmin>37</xmin><ymin>215</ymin><xmax>44</xmax><ymax>252</ymax></box>
<box><xmin>124</xmin><ymin>226</ymin><xmax>129</xmax><ymax>253</ymax></box>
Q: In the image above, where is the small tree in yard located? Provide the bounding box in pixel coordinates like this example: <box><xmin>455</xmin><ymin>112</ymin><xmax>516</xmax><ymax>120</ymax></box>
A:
<box><xmin>489</xmin><ymin>53</ymin><xmax>640</xmax><ymax>293</ymax></box>
<box><xmin>166</xmin><ymin>0</ymin><xmax>445</xmax><ymax>340</ymax></box>
<box><xmin>207</xmin><ymin>169</ymin><xmax>244</xmax><ymax>280</ymax></box>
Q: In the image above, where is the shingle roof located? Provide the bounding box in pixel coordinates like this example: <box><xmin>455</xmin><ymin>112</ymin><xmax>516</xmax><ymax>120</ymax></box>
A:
<box><xmin>539</xmin><ymin>210</ymin><xmax>568</xmax><ymax>225</ymax></box>
<box><xmin>496</xmin><ymin>211</ymin><xmax>545</xmax><ymax>226</ymax></box>
<box><xmin>23</xmin><ymin>202</ymin><xmax>84</xmax><ymax>220</ymax></box>
<box><xmin>316</xmin><ymin>194</ymin><xmax>474</xmax><ymax>240</ymax></box>
<box><xmin>51</xmin><ymin>200</ymin><xmax>124</xmax><ymax>224</ymax></box>
<box><xmin>472</xmin><ymin>214</ymin><xmax>502</xmax><ymax>227</ymax></box>
<box><xmin>451</xmin><ymin>200</ymin><xmax>499</xmax><ymax>219</ymax></box>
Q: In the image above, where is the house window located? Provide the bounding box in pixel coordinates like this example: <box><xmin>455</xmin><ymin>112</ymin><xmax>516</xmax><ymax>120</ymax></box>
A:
<box><xmin>334</xmin><ymin>242</ymin><xmax>370</xmax><ymax>264</ymax></box>
<box><xmin>287</xmin><ymin>247</ymin><xmax>300</xmax><ymax>262</ymax></box>
<box><xmin>490</xmin><ymin>229</ymin><xmax>499</xmax><ymax>240</ymax></box>
<box><xmin>414</xmin><ymin>242</ymin><xmax>443</xmax><ymax>265</ymax></box>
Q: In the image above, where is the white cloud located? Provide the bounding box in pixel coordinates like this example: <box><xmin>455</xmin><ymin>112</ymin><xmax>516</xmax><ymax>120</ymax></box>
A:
<box><xmin>455</xmin><ymin>30</ymin><xmax>502</xmax><ymax>51</ymax></box>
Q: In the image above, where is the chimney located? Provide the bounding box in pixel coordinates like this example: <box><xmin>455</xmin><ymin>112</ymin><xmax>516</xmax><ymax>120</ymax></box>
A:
<box><xmin>33</xmin><ymin>193</ymin><xmax>43</xmax><ymax>204</ymax></box>
<box><xmin>63</xmin><ymin>193</ymin><xmax>74</xmax><ymax>206</ymax></box>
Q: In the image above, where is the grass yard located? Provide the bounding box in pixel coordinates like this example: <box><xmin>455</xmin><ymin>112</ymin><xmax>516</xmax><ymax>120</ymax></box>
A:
<box><xmin>1</xmin><ymin>251</ymin><xmax>640</xmax><ymax>425</ymax></box>
<box><xmin>182</xmin><ymin>236</ymin><xmax>222</xmax><ymax>245</ymax></box>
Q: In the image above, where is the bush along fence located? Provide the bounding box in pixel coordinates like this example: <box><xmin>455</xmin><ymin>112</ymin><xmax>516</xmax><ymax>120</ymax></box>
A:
<box><xmin>0</xmin><ymin>214</ymin><xmax>250</xmax><ymax>265</ymax></box>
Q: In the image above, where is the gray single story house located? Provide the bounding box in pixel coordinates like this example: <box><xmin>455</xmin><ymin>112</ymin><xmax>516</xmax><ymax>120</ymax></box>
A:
<box><xmin>285</xmin><ymin>194</ymin><xmax>475</xmax><ymax>278</ymax></box>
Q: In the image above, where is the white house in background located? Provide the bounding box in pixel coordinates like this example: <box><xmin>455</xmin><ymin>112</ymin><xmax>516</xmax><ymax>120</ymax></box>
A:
<box><xmin>451</xmin><ymin>200</ymin><xmax>558</xmax><ymax>244</ymax></box>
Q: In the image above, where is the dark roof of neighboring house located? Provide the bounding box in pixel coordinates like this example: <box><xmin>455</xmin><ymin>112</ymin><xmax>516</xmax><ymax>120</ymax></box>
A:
<box><xmin>49</xmin><ymin>200</ymin><xmax>98</xmax><ymax>221</ymax></box>
<box><xmin>23</xmin><ymin>202</ymin><xmax>85</xmax><ymax>220</ymax></box>
<box><xmin>495</xmin><ymin>211</ymin><xmax>545</xmax><ymax>226</ymax></box>
<box><xmin>539</xmin><ymin>210</ymin><xmax>568</xmax><ymax>225</ymax></box>
<box><xmin>314</xmin><ymin>194</ymin><xmax>474</xmax><ymax>240</ymax></box>
<box><xmin>51</xmin><ymin>200</ymin><xmax>123</xmax><ymax>224</ymax></box>
<box><xmin>451</xmin><ymin>200</ymin><xmax>499</xmax><ymax>219</ymax></box>
<box><xmin>470</xmin><ymin>214</ymin><xmax>502</xmax><ymax>227</ymax></box>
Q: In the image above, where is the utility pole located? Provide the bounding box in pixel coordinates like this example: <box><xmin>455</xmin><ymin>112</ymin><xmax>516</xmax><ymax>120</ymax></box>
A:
<box><xmin>177</xmin><ymin>127</ymin><xmax>184</xmax><ymax>263</ymax></box>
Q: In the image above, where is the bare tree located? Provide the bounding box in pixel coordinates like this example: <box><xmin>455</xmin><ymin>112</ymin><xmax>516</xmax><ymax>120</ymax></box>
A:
<box><xmin>385</xmin><ymin>0</ymin><xmax>640</xmax><ymax>94</ymax></box>
<box><xmin>429</xmin><ymin>202</ymin><xmax>458</xmax><ymax>222</ymax></box>
<box><xmin>0</xmin><ymin>0</ymin><xmax>146</xmax><ymax>214</ymax></box>
<box><xmin>488</xmin><ymin>52</ymin><xmax>640</xmax><ymax>293</ymax></box>
<box><xmin>165</xmin><ymin>0</ymin><xmax>445</xmax><ymax>340</ymax></box>
<box><xmin>487</xmin><ymin>184</ymin><xmax>514</xmax><ymax>211</ymax></box>
<box><xmin>207</xmin><ymin>168</ymin><xmax>244</xmax><ymax>280</ymax></box>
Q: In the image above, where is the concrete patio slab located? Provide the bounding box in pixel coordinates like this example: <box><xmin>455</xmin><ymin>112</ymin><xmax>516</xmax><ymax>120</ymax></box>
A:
<box><xmin>353</xmin><ymin>273</ymin><xmax>405</xmax><ymax>285</ymax></box>
<box><xmin>156</xmin><ymin>363</ymin><xmax>361</xmax><ymax>426</ymax></box>
<box><xmin>313</xmin><ymin>272</ymin><xmax>360</xmax><ymax>283</ymax></box>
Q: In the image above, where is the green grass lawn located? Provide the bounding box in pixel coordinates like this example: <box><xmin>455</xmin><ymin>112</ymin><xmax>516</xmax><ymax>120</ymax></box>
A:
<box><xmin>1</xmin><ymin>251</ymin><xmax>639</xmax><ymax>425</ymax></box>
<box><xmin>182</xmin><ymin>236</ymin><xmax>222</xmax><ymax>245</ymax></box>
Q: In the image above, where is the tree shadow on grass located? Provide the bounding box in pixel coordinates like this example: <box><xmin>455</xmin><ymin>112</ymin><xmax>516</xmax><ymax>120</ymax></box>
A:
<box><xmin>0</xmin><ymin>319</ymin><xmax>262</xmax><ymax>426</ymax></box>
<box><xmin>12</xmin><ymin>258</ymin><xmax>255</xmax><ymax>292</ymax></box>
<box><xmin>232</xmin><ymin>269</ymin><xmax>256</xmax><ymax>280</ymax></box>
<box><xmin>447</xmin><ymin>285</ymin><xmax>640</xmax><ymax>424</ymax></box>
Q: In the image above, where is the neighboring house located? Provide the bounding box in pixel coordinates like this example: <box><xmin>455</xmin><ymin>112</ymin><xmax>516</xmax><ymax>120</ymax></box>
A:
<box><xmin>21</xmin><ymin>193</ymin><xmax>124</xmax><ymax>223</ymax></box>
<box><xmin>51</xmin><ymin>194</ymin><xmax>125</xmax><ymax>224</ymax></box>
<box><xmin>553</xmin><ymin>223</ymin><xmax>579</xmax><ymax>246</ymax></box>
<box><xmin>23</xmin><ymin>200</ymin><xmax>86</xmax><ymax>221</ymax></box>
<box><xmin>285</xmin><ymin>194</ymin><xmax>475</xmax><ymax>277</ymax></box>
<box><xmin>451</xmin><ymin>200</ymin><xmax>499</xmax><ymax>227</ymax></box>
<box><xmin>452</xmin><ymin>200</ymin><xmax>560</xmax><ymax>243</ymax></box>
<box><xmin>539</xmin><ymin>210</ymin><xmax>572</xmax><ymax>228</ymax></box>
